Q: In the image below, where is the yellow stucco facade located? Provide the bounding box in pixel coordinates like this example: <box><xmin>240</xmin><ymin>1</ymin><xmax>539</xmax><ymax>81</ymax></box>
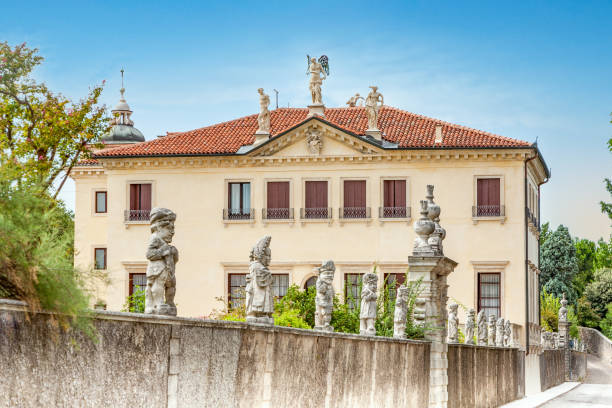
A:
<box><xmin>72</xmin><ymin>119</ymin><xmax>548</xmax><ymax>347</ymax></box>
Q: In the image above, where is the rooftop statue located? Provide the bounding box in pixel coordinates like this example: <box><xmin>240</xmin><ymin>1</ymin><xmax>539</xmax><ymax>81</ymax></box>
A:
<box><xmin>365</xmin><ymin>86</ymin><xmax>384</xmax><ymax>131</ymax></box>
<box><xmin>346</xmin><ymin>93</ymin><xmax>364</xmax><ymax>107</ymax></box>
<box><xmin>145</xmin><ymin>208</ymin><xmax>178</xmax><ymax>316</ymax></box>
<box><xmin>256</xmin><ymin>88</ymin><xmax>271</xmax><ymax>134</ymax></box>
<box><xmin>246</xmin><ymin>236</ymin><xmax>274</xmax><ymax>324</ymax></box>
<box><xmin>314</xmin><ymin>260</ymin><xmax>335</xmax><ymax>332</ymax></box>
<box><xmin>307</xmin><ymin>55</ymin><xmax>329</xmax><ymax>105</ymax></box>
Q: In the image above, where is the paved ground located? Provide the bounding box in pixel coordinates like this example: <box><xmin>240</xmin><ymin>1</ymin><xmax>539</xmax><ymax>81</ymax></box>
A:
<box><xmin>541</xmin><ymin>355</ymin><xmax>612</xmax><ymax>407</ymax></box>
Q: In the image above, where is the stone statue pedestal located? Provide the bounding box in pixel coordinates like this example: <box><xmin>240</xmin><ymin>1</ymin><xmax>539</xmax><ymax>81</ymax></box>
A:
<box><xmin>408</xmin><ymin>255</ymin><xmax>457</xmax><ymax>408</ymax></box>
<box><xmin>254</xmin><ymin>131</ymin><xmax>270</xmax><ymax>145</ymax></box>
<box><xmin>247</xmin><ymin>316</ymin><xmax>274</xmax><ymax>325</ymax></box>
<box><xmin>158</xmin><ymin>304</ymin><xmax>177</xmax><ymax>316</ymax></box>
<box><xmin>365</xmin><ymin>128</ymin><xmax>382</xmax><ymax>141</ymax></box>
<box><xmin>307</xmin><ymin>104</ymin><xmax>325</xmax><ymax>118</ymax></box>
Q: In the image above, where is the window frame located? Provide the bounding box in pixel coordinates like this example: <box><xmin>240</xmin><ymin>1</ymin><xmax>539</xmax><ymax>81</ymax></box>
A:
<box><xmin>125</xmin><ymin>180</ymin><xmax>154</xmax><ymax>224</ymax></box>
<box><xmin>94</xmin><ymin>190</ymin><xmax>108</xmax><ymax>214</ymax></box>
<box><xmin>94</xmin><ymin>247</ymin><xmax>107</xmax><ymax>270</ymax></box>
<box><xmin>224</xmin><ymin>179</ymin><xmax>254</xmax><ymax>223</ymax></box>
<box><xmin>472</xmin><ymin>175</ymin><xmax>505</xmax><ymax>223</ymax></box>
<box><xmin>379</xmin><ymin>177</ymin><xmax>410</xmax><ymax>220</ymax></box>
<box><xmin>263</xmin><ymin>179</ymin><xmax>293</xmax><ymax>222</ymax></box>
<box><xmin>301</xmin><ymin>177</ymin><xmax>332</xmax><ymax>222</ymax></box>
<box><xmin>477</xmin><ymin>272</ymin><xmax>501</xmax><ymax>320</ymax></box>
<box><xmin>128</xmin><ymin>273</ymin><xmax>147</xmax><ymax>296</ymax></box>
<box><xmin>344</xmin><ymin>273</ymin><xmax>363</xmax><ymax>310</ymax></box>
<box><xmin>340</xmin><ymin>178</ymin><xmax>369</xmax><ymax>220</ymax></box>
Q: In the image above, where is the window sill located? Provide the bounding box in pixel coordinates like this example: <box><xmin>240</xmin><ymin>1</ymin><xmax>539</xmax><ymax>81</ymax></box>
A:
<box><xmin>93</xmin><ymin>212</ymin><xmax>108</xmax><ymax>217</ymax></box>
<box><xmin>472</xmin><ymin>216</ymin><xmax>506</xmax><ymax>225</ymax></box>
<box><xmin>299</xmin><ymin>218</ymin><xmax>333</xmax><ymax>225</ymax></box>
<box><xmin>339</xmin><ymin>218</ymin><xmax>372</xmax><ymax>225</ymax></box>
<box><xmin>124</xmin><ymin>220</ymin><xmax>150</xmax><ymax>229</ymax></box>
<box><xmin>379</xmin><ymin>217</ymin><xmax>412</xmax><ymax>223</ymax></box>
<box><xmin>263</xmin><ymin>219</ymin><xmax>295</xmax><ymax>225</ymax></box>
<box><xmin>223</xmin><ymin>219</ymin><xmax>256</xmax><ymax>226</ymax></box>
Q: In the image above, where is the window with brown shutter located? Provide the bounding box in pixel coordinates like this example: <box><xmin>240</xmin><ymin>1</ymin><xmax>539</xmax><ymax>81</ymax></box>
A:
<box><xmin>127</xmin><ymin>184</ymin><xmax>152</xmax><ymax>221</ymax></box>
<box><xmin>342</xmin><ymin>180</ymin><xmax>367</xmax><ymax>218</ymax></box>
<box><xmin>266</xmin><ymin>181</ymin><xmax>290</xmax><ymax>219</ymax></box>
<box><xmin>304</xmin><ymin>181</ymin><xmax>329</xmax><ymax>219</ymax></box>
<box><xmin>382</xmin><ymin>180</ymin><xmax>407</xmax><ymax>218</ymax></box>
<box><xmin>476</xmin><ymin>178</ymin><xmax>501</xmax><ymax>216</ymax></box>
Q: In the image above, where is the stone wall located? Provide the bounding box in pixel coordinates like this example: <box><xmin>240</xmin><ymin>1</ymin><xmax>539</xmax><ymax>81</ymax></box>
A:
<box><xmin>446</xmin><ymin>344</ymin><xmax>524</xmax><ymax>408</ymax></box>
<box><xmin>539</xmin><ymin>349</ymin><xmax>565</xmax><ymax>391</ymax></box>
<box><xmin>569</xmin><ymin>351</ymin><xmax>587</xmax><ymax>381</ymax></box>
<box><xmin>0</xmin><ymin>300</ymin><xmax>430</xmax><ymax>408</ymax></box>
<box><xmin>580</xmin><ymin>326</ymin><xmax>612</xmax><ymax>364</ymax></box>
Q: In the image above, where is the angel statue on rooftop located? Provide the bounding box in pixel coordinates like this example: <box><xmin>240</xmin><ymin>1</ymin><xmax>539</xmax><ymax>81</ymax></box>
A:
<box><xmin>307</xmin><ymin>55</ymin><xmax>329</xmax><ymax>105</ymax></box>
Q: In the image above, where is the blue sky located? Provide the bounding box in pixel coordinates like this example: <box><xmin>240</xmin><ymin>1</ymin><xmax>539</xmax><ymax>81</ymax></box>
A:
<box><xmin>2</xmin><ymin>1</ymin><xmax>611</xmax><ymax>240</ymax></box>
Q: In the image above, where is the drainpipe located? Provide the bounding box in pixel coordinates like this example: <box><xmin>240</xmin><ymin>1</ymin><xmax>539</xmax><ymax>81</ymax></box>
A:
<box><xmin>536</xmin><ymin>171</ymin><xmax>550</xmax><ymax>327</ymax></box>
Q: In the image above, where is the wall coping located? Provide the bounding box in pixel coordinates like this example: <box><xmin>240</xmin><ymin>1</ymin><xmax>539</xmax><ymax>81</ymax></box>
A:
<box><xmin>448</xmin><ymin>342</ymin><xmax>521</xmax><ymax>351</ymax></box>
<box><xmin>0</xmin><ymin>298</ymin><xmax>429</xmax><ymax>345</ymax></box>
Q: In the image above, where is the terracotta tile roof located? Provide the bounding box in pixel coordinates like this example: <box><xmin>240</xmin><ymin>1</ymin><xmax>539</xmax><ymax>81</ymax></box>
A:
<box><xmin>75</xmin><ymin>158</ymin><xmax>100</xmax><ymax>166</ymax></box>
<box><xmin>94</xmin><ymin>106</ymin><xmax>530</xmax><ymax>158</ymax></box>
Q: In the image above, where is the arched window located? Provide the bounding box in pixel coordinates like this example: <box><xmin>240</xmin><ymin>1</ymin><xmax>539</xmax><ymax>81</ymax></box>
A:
<box><xmin>304</xmin><ymin>276</ymin><xmax>317</xmax><ymax>290</ymax></box>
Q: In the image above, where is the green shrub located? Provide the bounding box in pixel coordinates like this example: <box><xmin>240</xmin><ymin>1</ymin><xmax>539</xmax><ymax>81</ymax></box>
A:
<box><xmin>600</xmin><ymin>304</ymin><xmax>612</xmax><ymax>340</ymax></box>
<box><xmin>540</xmin><ymin>288</ymin><xmax>580</xmax><ymax>339</ymax></box>
<box><xmin>121</xmin><ymin>289</ymin><xmax>145</xmax><ymax>313</ymax></box>
<box><xmin>274</xmin><ymin>308</ymin><xmax>311</xmax><ymax>329</ymax></box>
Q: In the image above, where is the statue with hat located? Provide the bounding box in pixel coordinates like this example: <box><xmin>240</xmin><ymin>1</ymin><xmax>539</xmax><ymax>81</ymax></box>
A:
<box><xmin>246</xmin><ymin>236</ymin><xmax>274</xmax><ymax>324</ymax></box>
<box><xmin>145</xmin><ymin>208</ymin><xmax>179</xmax><ymax>316</ymax></box>
<box><xmin>314</xmin><ymin>260</ymin><xmax>336</xmax><ymax>332</ymax></box>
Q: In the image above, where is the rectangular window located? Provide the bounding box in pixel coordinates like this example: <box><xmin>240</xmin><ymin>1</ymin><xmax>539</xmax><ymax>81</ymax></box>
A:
<box><xmin>129</xmin><ymin>273</ymin><xmax>147</xmax><ymax>296</ymax></box>
<box><xmin>384</xmin><ymin>273</ymin><xmax>406</xmax><ymax>302</ymax></box>
<box><xmin>94</xmin><ymin>248</ymin><xmax>107</xmax><ymax>270</ymax></box>
<box><xmin>228</xmin><ymin>273</ymin><xmax>247</xmax><ymax>309</ymax></box>
<box><xmin>344</xmin><ymin>273</ymin><xmax>363</xmax><ymax>310</ymax></box>
<box><xmin>478</xmin><ymin>273</ymin><xmax>501</xmax><ymax>319</ymax></box>
<box><xmin>266</xmin><ymin>181</ymin><xmax>290</xmax><ymax>219</ymax></box>
<box><xmin>382</xmin><ymin>180</ymin><xmax>407</xmax><ymax>218</ymax></box>
<box><xmin>95</xmin><ymin>191</ymin><xmax>107</xmax><ymax>213</ymax></box>
<box><xmin>342</xmin><ymin>180</ymin><xmax>367</xmax><ymax>218</ymax></box>
<box><xmin>271</xmin><ymin>274</ymin><xmax>289</xmax><ymax>299</ymax></box>
<box><xmin>128</xmin><ymin>183</ymin><xmax>152</xmax><ymax>221</ymax></box>
<box><xmin>304</xmin><ymin>181</ymin><xmax>329</xmax><ymax>219</ymax></box>
<box><xmin>227</xmin><ymin>182</ymin><xmax>251</xmax><ymax>220</ymax></box>
<box><xmin>476</xmin><ymin>178</ymin><xmax>501</xmax><ymax>216</ymax></box>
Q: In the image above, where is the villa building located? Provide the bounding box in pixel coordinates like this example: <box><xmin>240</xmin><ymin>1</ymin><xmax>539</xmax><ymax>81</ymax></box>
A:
<box><xmin>71</xmin><ymin>74</ymin><xmax>549</xmax><ymax>351</ymax></box>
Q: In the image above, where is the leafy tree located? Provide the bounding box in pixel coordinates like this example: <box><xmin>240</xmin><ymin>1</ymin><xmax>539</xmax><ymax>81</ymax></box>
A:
<box><xmin>0</xmin><ymin>42</ymin><xmax>108</xmax><ymax>198</ymax></box>
<box><xmin>573</xmin><ymin>238</ymin><xmax>597</xmax><ymax>296</ymax></box>
<box><xmin>576</xmin><ymin>296</ymin><xmax>601</xmax><ymax>328</ymax></box>
<box><xmin>594</xmin><ymin>237</ymin><xmax>612</xmax><ymax>270</ymax></box>
<box><xmin>540</xmin><ymin>225</ymin><xmax>579</xmax><ymax>303</ymax></box>
<box><xmin>600</xmin><ymin>114</ymin><xmax>612</xmax><ymax>223</ymax></box>
<box><xmin>584</xmin><ymin>268</ymin><xmax>612</xmax><ymax>320</ymax></box>
<box><xmin>540</xmin><ymin>222</ymin><xmax>552</xmax><ymax>247</ymax></box>
<box><xmin>599</xmin><ymin>304</ymin><xmax>612</xmax><ymax>340</ymax></box>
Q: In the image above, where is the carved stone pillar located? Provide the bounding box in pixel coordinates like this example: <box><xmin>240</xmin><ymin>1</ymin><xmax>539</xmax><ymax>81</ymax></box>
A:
<box><xmin>408</xmin><ymin>255</ymin><xmax>457</xmax><ymax>408</ymax></box>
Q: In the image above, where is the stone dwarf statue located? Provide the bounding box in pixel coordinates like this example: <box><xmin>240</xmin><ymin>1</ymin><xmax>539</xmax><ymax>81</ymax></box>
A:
<box><xmin>477</xmin><ymin>310</ymin><xmax>488</xmax><ymax>346</ymax></box>
<box><xmin>487</xmin><ymin>315</ymin><xmax>497</xmax><ymax>346</ymax></box>
<box><xmin>314</xmin><ymin>260</ymin><xmax>335</xmax><ymax>332</ymax></box>
<box><xmin>365</xmin><ymin>86</ymin><xmax>384</xmax><ymax>131</ymax></box>
<box><xmin>503</xmin><ymin>320</ymin><xmax>513</xmax><ymax>347</ymax></box>
<box><xmin>465</xmin><ymin>308</ymin><xmax>476</xmax><ymax>345</ymax></box>
<box><xmin>447</xmin><ymin>303</ymin><xmax>459</xmax><ymax>343</ymax></box>
<box><xmin>145</xmin><ymin>208</ymin><xmax>179</xmax><ymax>316</ymax></box>
<box><xmin>246</xmin><ymin>236</ymin><xmax>274</xmax><ymax>325</ymax></box>
<box><xmin>393</xmin><ymin>284</ymin><xmax>410</xmax><ymax>339</ymax></box>
<box><xmin>496</xmin><ymin>318</ymin><xmax>505</xmax><ymax>347</ymax></box>
<box><xmin>256</xmin><ymin>88</ymin><xmax>271</xmax><ymax>134</ymax></box>
<box><xmin>360</xmin><ymin>273</ymin><xmax>378</xmax><ymax>336</ymax></box>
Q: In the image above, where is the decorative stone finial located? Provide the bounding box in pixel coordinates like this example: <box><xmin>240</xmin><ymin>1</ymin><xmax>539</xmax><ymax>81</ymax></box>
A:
<box><xmin>477</xmin><ymin>310</ymin><xmax>487</xmax><ymax>346</ymax></box>
<box><xmin>255</xmin><ymin>88</ymin><xmax>271</xmax><ymax>142</ymax></box>
<box><xmin>246</xmin><ymin>236</ymin><xmax>274</xmax><ymax>325</ymax></box>
<box><xmin>359</xmin><ymin>273</ymin><xmax>378</xmax><ymax>336</ymax></box>
<box><xmin>559</xmin><ymin>293</ymin><xmax>568</xmax><ymax>322</ymax></box>
<box><xmin>145</xmin><ymin>208</ymin><xmax>178</xmax><ymax>316</ymax></box>
<box><xmin>306</xmin><ymin>55</ymin><xmax>328</xmax><ymax>118</ymax></box>
<box><xmin>413</xmin><ymin>199</ymin><xmax>435</xmax><ymax>255</ymax></box>
<box><xmin>365</xmin><ymin>86</ymin><xmax>384</xmax><ymax>140</ymax></box>
<box><xmin>426</xmin><ymin>185</ymin><xmax>446</xmax><ymax>256</ymax></box>
<box><xmin>393</xmin><ymin>284</ymin><xmax>409</xmax><ymax>339</ymax></box>
<box><xmin>447</xmin><ymin>303</ymin><xmax>459</xmax><ymax>343</ymax></box>
<box><xmin>465</xmin><ymin>308</ymin><xmax>475</xmax><ymax>345</ymax></box>
<box><xmin>314</xmin><ymin>260</ymin><xmax>335</xmax><ymax>332</ymax></box>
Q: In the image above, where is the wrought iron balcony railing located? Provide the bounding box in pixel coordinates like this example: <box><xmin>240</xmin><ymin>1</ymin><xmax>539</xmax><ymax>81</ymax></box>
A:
<box><xmin>223</xmin><ymin>208</ymin><xmax>255</xmax><ymax>221</ymax></box>
<box><xmin>124</xmin><ymin>209</ymin><xmax>151</xmax><ymax>222</ymax></box>
<box><xmin>262</xmin><ymin>208</ymin><xmax>294</xmax><ymax>220</ymax></box>
<box><xmin>339</xmin><ymin>207</ymin><xmax>371</xmax><ymax>219</ymax></box>
<box><xmin>379</xmin><ymin>206</ymin><xmax>411</xmax><ymax>219</ymax></box>
<box><xmin>526</xmin><ymin>208</ymin><xmax>539</xmax><ymax>230</ymax></box>
<box><xmin>300</xmin><ymin>207</ymin><xmax>332</xmax><ymax>220</ymax></box>
<box><xmin>472</xmin><ymin>205</ymin><xmax>505</xmax><ymax>217</ymax></box>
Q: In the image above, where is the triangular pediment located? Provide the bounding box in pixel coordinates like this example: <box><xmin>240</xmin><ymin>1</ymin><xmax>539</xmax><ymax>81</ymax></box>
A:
<box><xmin>248</xmin><ymin>119</ymin><xmax>384</xmax><ymax>158</ymax></box>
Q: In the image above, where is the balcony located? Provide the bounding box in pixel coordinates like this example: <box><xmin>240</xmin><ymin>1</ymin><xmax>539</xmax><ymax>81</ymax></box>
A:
<box><xmin>339</xmin><ymin>207</ymin><xmax>371</xmax><ymax>219</ymax></box>
<box><xmin>124</xmin><ymin>209</ymin><xmax>151</xmax><ymax>222</ymax></box>
<box><xmin>300</xmin><ymin>207</ymin><xmax>332</xmax><ymax>220</ymax></box>
<box><xmin>526</xmin><ymin>208</ymin><xmax>540</xmax><ymax>232</ymax></box>
<box><xmin>379</xmin><ymin>206</ymin><xmax>411</xmax><ymax>219</ymax></box>
<box><xmin>262</xmin><ymin>208</ymin><xmax>294</xmax><ymax>221</ymax></box>
<box><xmin>223</xmin><ymin>208</ymin><xmax>255</xmax><ymax>221</ymax></box>
<box><xmin>472</xmin><ymin>205</ymin><xmax>505</xmax><ymax>217</ymax></box>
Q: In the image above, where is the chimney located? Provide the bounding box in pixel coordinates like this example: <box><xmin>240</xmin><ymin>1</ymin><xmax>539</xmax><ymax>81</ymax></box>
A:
<box><xmin>434</xmin><ymin>124</ymin><xmax>443</xmax><ymax>144</ymax></box>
